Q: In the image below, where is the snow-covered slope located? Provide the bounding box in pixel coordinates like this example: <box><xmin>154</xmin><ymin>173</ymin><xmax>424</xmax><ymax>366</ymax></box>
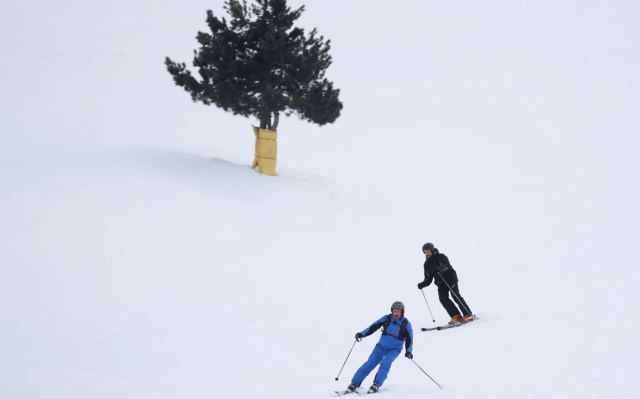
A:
<box><xmin>2</xmin><ymin>1</ymin><xmax>639</xmax><ymax>398</ymax></box>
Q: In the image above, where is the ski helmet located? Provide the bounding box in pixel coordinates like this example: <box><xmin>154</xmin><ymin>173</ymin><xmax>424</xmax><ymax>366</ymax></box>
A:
<box><xmin>391</xmin><ymin>301</ymin><xmax>405</xmax><ymax>313</ymax></box>
<box><xmin>422</xmin><ymin>242</ymin><xmax>435</xmax><ymax>252</ymax></box>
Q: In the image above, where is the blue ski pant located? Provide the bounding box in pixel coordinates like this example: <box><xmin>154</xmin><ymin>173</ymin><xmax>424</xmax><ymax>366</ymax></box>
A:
<box><xmin>351</xmin><ymin>343</ymin><xmax>401</xmax><ymax>387</ymax></box>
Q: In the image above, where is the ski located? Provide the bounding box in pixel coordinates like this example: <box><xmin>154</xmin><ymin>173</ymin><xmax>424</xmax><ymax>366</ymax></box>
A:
<box><xmin>334</xmin><ymin>387</ymin><xmax>384</xmax><ymax>396</ymax></box>
<box><xmin>421</xmin><ymin>315</ymin><xmax>478</xmax><ymax>332</ymax></box>
<box><xmin>334</xmin><ymin>387</ymin><xmax>364</xmax><ymax>396</ymax></box>
<box><xmin>421</xmin><ymin>323</ymin><xmax>463</xmax><ymax>331</ymax></box>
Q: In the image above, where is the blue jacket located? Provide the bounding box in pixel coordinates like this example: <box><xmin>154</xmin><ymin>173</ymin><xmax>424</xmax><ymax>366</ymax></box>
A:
<box><xmin>360</xmin><ymin>314</ymin><xmax>413</xmax><ymax>353</ymax></box>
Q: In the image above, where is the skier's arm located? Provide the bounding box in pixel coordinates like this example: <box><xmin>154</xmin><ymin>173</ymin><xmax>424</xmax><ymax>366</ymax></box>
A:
<box><xmin>417</xmin><ymin>270</ymin><xmax>433</xmax><ymax>289</ymax></box>
<box><xmin>404</xmin><ymin>321</ymin><xmax>414</xmax><ymax>354</ymax></box>
<box><xmin>360</xmin><ymin>315</ymin><xmax>389</xmax><ymax>337</ymax></box>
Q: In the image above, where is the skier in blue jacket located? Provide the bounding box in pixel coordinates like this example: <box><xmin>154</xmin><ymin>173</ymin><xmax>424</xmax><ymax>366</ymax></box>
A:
<box><xmin>345</xmin><ymin>301</ymin><xmax>414</xmax><ymax>394</ymax></box>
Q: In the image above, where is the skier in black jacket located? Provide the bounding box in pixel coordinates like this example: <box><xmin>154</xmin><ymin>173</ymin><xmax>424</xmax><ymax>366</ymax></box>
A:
<box><xmin>417</xmin><ymin>242</ymin><xmax>474</xmax><ymax>324</ymax></box>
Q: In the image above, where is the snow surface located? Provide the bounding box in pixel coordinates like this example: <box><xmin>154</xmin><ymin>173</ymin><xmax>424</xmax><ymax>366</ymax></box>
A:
<box><xmin>1</xmin><ymin>1</ymin><xmax>640</xmax><ymax>398</ymax></box>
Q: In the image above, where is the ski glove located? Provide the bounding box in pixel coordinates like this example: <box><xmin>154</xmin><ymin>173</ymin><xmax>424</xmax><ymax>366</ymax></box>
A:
<box><xmin>355</xmin><ymin>333</ymin><xmax>364</xmax><ymax>342</ymax></box>
<box><xmin>417</xmin><ymin>281</ymin><xmax>429</xmax><ymax>289</ymax></box>
<box><xmin>405</xmin><ymin>352</ymin><xmax>413</xmax><ymax>359</ymax></box>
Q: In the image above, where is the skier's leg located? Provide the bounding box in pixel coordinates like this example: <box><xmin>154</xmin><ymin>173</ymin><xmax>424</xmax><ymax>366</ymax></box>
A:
<box><xmin>450</xmin><ymin>282</ymin><xmax>472</xmax><ymax>316</ymax></box>
<box><xmin>372</xmin><ymin>348</ymin><xmax>401</xmax><ymax>387</ymax></box>
<box><xmin>351</xmin><ymin>344</ymin><xmax>385</xmax><ymax>387</ymax></box>
<box><xmin>437</xmin><ymin>284</ymin><xmax>460</xmax><ymax>317</ymax></box>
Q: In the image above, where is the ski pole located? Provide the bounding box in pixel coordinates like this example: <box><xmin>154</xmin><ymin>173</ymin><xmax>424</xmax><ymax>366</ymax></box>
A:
<box><xmin>420</xmin><ymin>289</ymin><xmax>436</xmax><ymax>323</ymax></box>
<box><xmin>334</xmin><ymin>339</ymin><xmax>357</xmax><ymax>381</ymax></box>
<box><xmin>410</xmin><ymin>358</ymin><xmax>442</xmax><ymax>389</ymax></box>
<box><xmin>437</xmin><ymin>272</ymin><xmax>472</xmax><ymax>316</ymax></box>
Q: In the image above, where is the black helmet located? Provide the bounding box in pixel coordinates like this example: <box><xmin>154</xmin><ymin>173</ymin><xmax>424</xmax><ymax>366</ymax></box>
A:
<box><xmin>422</xmin><ymin>242</ymin><xmax>435</xmax><ymax>252</ymax></box>
<box><xmin>391</xmin><ymin>301</ymin><xmax>405</xmax><ymax>314</ymax></box>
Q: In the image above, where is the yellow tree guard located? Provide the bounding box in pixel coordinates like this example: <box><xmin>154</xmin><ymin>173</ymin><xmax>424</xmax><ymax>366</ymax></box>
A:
<box><xmin>251</xmin><ymin>126</ymin><xmax>277</xmax><ymax>176</ymax></box>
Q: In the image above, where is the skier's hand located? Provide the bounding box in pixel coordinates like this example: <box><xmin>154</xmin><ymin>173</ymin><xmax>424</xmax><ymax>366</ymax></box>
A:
<box><xmin>405</xmin><ymin>352</ymin><xmax>413</xmax><ymax>359</ymax></box>
<box><xmin>355</xmin><ymin>332</ymin><xmax>364</xmax><ymax>342</ymax></box>
<box><xmin>417</xmin><ymin>281</ymin><xmax>427</xmax><ymax>289</ymax></box>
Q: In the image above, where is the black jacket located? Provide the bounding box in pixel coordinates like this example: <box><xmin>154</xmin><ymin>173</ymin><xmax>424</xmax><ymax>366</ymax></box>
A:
<box><xmin>418</xmin><ymin>249</ymin><xmax>458</xmax><ymax>288</ymax></box>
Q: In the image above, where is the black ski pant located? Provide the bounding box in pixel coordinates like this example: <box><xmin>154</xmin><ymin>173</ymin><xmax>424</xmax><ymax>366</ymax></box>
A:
<box><xmin>437</xmin><ymin>282</ymin><xmax>472</xmax><ymax>317</ymax></box>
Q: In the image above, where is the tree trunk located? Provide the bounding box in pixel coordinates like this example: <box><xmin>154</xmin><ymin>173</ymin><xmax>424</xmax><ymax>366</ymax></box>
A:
<box><xmin>260</xmin><ymin>113</ymin><xmax>271</xmax><ymax>130</ymax></box>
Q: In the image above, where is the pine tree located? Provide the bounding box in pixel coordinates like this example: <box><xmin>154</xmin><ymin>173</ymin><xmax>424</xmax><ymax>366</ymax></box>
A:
<box><xmin>165</xmin><ymin>0</ymin><xmax>342</xmax><ymax>131</ymax></box>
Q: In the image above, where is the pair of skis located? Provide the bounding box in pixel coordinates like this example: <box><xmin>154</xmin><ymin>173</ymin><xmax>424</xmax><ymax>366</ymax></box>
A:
<box><xmin>421</xmin><ymin>315</ymin><xmax>478</xmax><ymax>332</ymax></box>
<box><xmin>334</xmin><ymin>387</ymin><xmax>383</xmax><ymax>396</ymax></box>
